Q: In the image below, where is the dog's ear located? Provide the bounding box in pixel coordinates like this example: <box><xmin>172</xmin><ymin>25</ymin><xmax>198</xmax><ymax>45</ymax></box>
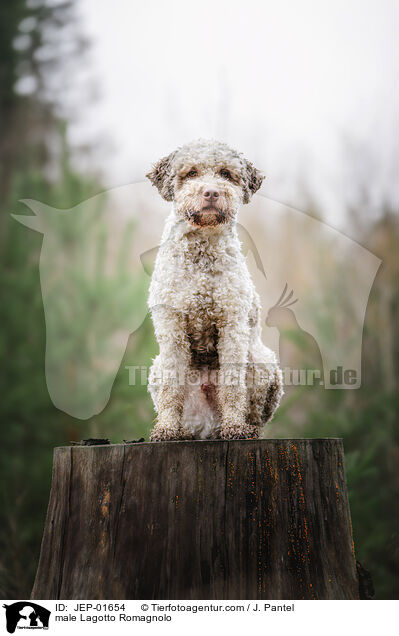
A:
<box><xmin>243</xmin><ymin>160</ymin><xmax>265</xmax><ymax>203</ymax></box>
<box><xmin>146</xmin><ymin>151</ymin><xmax>176</xmax><ymax>201</ymax></box>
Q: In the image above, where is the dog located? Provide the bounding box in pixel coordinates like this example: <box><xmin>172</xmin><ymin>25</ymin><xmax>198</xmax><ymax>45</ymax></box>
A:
<box><xmin>146</xmin><ymin>139</ymin><xmax>283</xmax><ymax>441</ymax></box>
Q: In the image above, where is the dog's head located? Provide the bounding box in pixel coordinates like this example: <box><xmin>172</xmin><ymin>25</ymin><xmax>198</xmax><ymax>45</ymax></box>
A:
<box><xmin>146</xmin><ymin>139</ymin><xmax>264</xmax><ymax>227</ymax></box>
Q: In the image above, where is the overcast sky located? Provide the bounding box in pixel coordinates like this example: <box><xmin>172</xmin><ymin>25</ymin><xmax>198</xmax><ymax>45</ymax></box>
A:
<box><xmin>70</xmin><ymin>0</ymin><xmax>399</xmax><ymax>229</ymax></box>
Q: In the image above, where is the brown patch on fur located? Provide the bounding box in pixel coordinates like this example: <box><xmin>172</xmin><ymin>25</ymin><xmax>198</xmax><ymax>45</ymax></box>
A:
<box><xmin>189</xmin><ymin>326</ymin><xmax>219</xmax><ymax>369</ymax></box>
<box><xmin>262</xmin><ymin>378</ymin><xmax>282</xmax><ymax>422</ymax></box>
<box><xmin>201</xmin><ymin>382</ymin><xmax>217</xmax><ymax>406</ymax></box>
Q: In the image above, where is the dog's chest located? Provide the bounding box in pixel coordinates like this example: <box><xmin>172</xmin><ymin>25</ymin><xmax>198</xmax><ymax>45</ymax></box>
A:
<box><xmin>183</xmin><ymin>276</ymin><xmax>221</xmax><ymax>368</ymax></box>
<box><xmin>150</xmin><ymin>228</ymin><xmax>253</xmax><ymax>366</ymax></box>
<box><xmin>179</xmin><ymin>237</ymin><xmax>225</xmax><ymax>367</ymax></box>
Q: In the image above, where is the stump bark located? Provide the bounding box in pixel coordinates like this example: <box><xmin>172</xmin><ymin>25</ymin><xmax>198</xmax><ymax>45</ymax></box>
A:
<box><xmin>31</xmin><ymin>439</ymin><xmax>359</xmax><ymax>600</ymax></box>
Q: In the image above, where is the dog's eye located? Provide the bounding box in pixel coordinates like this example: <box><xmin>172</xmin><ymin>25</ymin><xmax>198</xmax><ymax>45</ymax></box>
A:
<box><xmin>185</xmin><ymin>169</ymin><xmax>198</xmax><ymax>178</ymax></box>
<box><xmin>219</xmin><ymin>168</ymin><xmax>232</xmax><ymax>180</ymax></box>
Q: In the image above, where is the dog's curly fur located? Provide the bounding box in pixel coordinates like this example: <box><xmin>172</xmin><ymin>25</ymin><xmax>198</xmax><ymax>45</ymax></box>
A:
<box><xmin>146</xmin><ymin>139</ymin><xmax>283</xmax><ymax>441</ymax></box>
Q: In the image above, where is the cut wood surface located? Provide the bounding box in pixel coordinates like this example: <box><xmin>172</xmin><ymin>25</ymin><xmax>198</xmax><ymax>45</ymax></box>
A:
<box><xmin>31</xmin><ymin>439</ymin><xmax>359</xmax><ymax>600</ymax></box>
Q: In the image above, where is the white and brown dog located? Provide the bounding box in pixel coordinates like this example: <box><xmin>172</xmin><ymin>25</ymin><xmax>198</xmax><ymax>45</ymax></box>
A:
<box><xmin>146</xmin><ymin>139</ymin><xmax>283</xmax><ymax>441</ymax></box>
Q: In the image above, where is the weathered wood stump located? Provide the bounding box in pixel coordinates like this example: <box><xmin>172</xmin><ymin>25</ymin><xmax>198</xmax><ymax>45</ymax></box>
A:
<box><xmin>31</xmin><ymin>439</ymin><xmax>359</xmax><ymax>600</ymax></box>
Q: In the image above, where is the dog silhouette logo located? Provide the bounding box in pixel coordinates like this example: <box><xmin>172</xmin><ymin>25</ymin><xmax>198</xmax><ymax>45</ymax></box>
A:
<box><xmin>3</xmin><ymin>603</ymin><xmax>50</xmax><ymax>633</ymax></box>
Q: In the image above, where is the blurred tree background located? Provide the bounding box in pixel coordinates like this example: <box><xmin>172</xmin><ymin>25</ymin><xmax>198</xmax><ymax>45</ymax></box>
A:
<box><xmin>0</xmin><ymin>0</ymin><xmax>398</xmax><ymax>600</ymax></box>
<box><xmin>0</xmin><ymin>0</ymin><xmax>155</xmax><ymax>597</ymax></box>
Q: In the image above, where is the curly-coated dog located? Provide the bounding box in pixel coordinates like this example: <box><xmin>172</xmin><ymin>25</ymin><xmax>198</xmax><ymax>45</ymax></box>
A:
<box><xmin>146</xmin><ymin>139</ymin><xmax>283</xmax><ymax>441</ymax></box>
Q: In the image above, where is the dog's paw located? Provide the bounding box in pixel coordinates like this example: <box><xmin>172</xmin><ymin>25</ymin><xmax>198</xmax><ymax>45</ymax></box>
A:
<box><xmin>219</xmin><ymin>422</ymin><xmax>260</xmax><ymax>440</ymax></box>
<box><xmin>180</xmin><ymin>427</ymin><xmax>195</xmax><ymax>441</ymax></box>
<box><xmin>149</xmin><ymin>423</ymin><xmax>183</xmax><ymax>442</ymax></box>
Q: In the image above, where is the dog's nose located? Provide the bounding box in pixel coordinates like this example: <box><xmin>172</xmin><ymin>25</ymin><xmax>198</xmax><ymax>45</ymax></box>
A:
<box><xmin>203</xmin><ymin>188</ymin><xmax>219</xmax><ymax>200</ymax></box>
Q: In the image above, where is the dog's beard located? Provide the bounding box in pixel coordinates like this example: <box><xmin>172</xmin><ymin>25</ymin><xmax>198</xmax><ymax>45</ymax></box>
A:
<box><xmin>184</xmin><ymin>208</ymin><xmax>230</xmax><ymax>227</ymax></box>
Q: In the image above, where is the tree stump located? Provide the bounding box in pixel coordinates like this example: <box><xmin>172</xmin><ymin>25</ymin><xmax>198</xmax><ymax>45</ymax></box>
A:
<box><xmin>31</xmin><ymin>439</ymin><xmax>359</xmax><ymax>600</ymax></box>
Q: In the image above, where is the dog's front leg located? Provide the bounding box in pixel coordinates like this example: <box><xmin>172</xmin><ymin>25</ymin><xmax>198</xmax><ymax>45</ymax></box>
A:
<box><xmin>217</xmin><ymin>317</ymin><xmax>256</xmax><ymax>439</ymax></box>
<box><xmin>150</xmin><ymin>306</ymin><xmax>190</xmax><ymax>442</ymax></box>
